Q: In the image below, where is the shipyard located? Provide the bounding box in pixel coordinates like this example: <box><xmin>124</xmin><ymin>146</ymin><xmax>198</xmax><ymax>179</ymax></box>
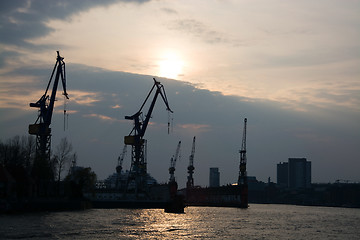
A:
<box><xmin>0</xmin><ymin>52</ymin><xmax>249</xmax><ymax>213</ymax></box>
<box><xmin>1</xmin><ymin>52</ymin><xmax>359</xmax><ymax>215</ymax></box>
<box><xmin>1</xmin><ymin>2</ymin><xmax>359</xmax><ymax>239</ymax></box>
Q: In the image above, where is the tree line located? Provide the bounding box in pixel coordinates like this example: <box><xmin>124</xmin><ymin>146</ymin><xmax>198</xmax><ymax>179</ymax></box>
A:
<box><xmin>0</xmin><ymin>135</ymin><xmax>96</xmax><ymax>199</ymax></box>
<box><xmin>0</xmin><ymin>135</ymin><xmax>74</xmax><ymax>182</ymax></box>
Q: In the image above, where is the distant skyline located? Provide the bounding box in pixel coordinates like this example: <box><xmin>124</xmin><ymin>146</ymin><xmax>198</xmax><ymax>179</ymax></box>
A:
<box><xmin>1</xmin><ymin>0</ymin><xmax>359</xmax><ymax>187</ymax></box>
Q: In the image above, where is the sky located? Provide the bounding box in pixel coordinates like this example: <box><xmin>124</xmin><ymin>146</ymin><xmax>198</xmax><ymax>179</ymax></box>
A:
<box><xmin>0</xmin><ymin>0</ymin><xmax>359</xmax><ymax>187</ymax></box>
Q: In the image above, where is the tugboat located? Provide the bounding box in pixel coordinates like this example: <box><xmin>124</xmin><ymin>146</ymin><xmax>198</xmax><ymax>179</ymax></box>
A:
<box><xmin>165</xmin><ymin>181</ymin><xmax>185</xmax><ymax>213</ymax></box>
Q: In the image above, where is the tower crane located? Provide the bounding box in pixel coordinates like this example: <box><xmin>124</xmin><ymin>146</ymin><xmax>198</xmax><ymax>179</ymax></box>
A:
<box><xmin>238</xmin><ymin>118</ymin><xmax>248</xmax><ymax>208</ymax></box>
<box><xmin>116</xmin><ymin>145</ymin><xmax>127</xmax><ymax>174</ymax></box>
<box><xmin>169</xmin><ymin>141</ymin><xmax>181</xmax><ymax>183</ymax></box>
<box><xmin>115</xmin><ymin>145</ymin><xmax>127</xmax><ymax>189</ymax></box>
<box><xmin>124</xmin><ymin>78</ymin><xmax>173</xmax><ymax>195</ymax></box>
<box><xmin>186</xmin><ymin>136</ymin><xmax>196</xmax><ymax>189</ymax></box>
<box><xmin>29</xmin><ymin>51</ymin><xmax>68</xmax><ymax>182</ymax></box>
<box><xmin>166</xmin><ymin>140</ymin><xmax>183</xmax><ymax>213</ymax></box>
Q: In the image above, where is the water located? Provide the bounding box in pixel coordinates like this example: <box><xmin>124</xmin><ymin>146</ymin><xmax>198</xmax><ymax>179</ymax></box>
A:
<box><xmin>1</xmin><ymin>204</ymin><xmax>359</xmax><ymax>239</ymax></box>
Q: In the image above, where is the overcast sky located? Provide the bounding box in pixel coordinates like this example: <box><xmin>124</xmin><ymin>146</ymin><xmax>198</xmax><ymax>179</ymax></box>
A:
<box><xmin>1</xmin><ymin>0</ymin><xmax>359</xmax><ymax>187</ymax></box>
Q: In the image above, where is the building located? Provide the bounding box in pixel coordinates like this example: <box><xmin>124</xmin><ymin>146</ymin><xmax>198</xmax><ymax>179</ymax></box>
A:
<box><xmin>277</xmin><ymin>162</ymin><xmax>288</xmax><ymax>188</ymax></box>
<box><xmin>209</xmin><ymin>168</ymin><xmax>220</xmax><ymax>187</ymax></box>
<box><xmin>277</xmin><ymin>158</ymin><xmax>311</xmax><ymax>189</ymax></box>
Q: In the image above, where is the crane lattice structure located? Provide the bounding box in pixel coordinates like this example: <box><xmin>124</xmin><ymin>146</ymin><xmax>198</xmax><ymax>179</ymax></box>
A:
<box><xmin>124</xmin><ymin>78</ymin><xmax>173</xmax><ymax>196</ymax></box>
<box><xmin>29</xmin><ymin>51</ymin><xmax>68</xmax><ymax>183</ymax></box>
<box><xmin>186</xmin><ymin>136</ymin><xmax>196</xmax><ymax>189</ymax></box>
<box><xmin>169</xmin><ymin>141</ymin><xmax>181</xmax><ymax>183</ymax></box>
<box><xmin>238</xmin><ymin>118</ymin><xmax>248</xmax><ymax>208</ymax></box>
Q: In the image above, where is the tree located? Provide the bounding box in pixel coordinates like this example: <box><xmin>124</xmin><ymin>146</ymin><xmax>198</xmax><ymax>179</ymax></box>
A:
<box><xmin>53</xmin><ymin>137</ymin><xmax>73</xmax><ymax>183</ymax></box>
<box><xmin>0</xmin><ymin>135</ymin><xmax>36</xmax><ymax>198</ymax></box>
<box><xmin>0</xmin><ymin>135</ymin><xmax>35</xmax><ymax>171</ymax></box>
<box><xmin>64</xmin><ymin>167</ymin><xmax>97</xmax><ymax>198</ymax></box>
<box><xmin>22</xmin><ymin>135</ymin><xmax>35</xmax><ymax>171</ymax></box>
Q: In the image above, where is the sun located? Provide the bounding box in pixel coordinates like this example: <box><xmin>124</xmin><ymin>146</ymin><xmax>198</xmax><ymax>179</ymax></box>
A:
<box><xmin>158</xmin><ymin>51</ymin><xmax>184</xmax><ymax>79</ymax></box>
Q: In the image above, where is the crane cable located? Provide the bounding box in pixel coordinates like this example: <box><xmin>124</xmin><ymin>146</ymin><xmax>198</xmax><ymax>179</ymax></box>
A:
<box><xmin>63</xmin><ymin>95</ymin><xmax>68</xmax><ymax>131</ymax></box>
<box><xmin>167</xmin><ymin>111</ymin><xmax>174</xmax><ymax>134</ymax></box>
<box><xmin>168</xmin><ymin>111</ymin><xmax>170</xmax><ymax>134</ymax></box>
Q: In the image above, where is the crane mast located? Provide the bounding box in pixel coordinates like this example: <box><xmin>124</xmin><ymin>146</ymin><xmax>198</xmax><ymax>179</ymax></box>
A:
<box><xmin>186</xmin><ymin>136</ymin><xmax>196</xmax><ymax>189</ymax></box>
<box><xmin>124</xmin><ymin>78</ymin><xmax>173</xmax><ymax>195</ymax></box>
<box><xmin>169</xmin><ymin>141</ymin><xmax>181</xmax><ymax>183</ymax></box>
<box><xmin>29</xmin><ymin>51</ymin><xmax>68</xmax><ymax>184</ymax></box>
<box><xmin>238</xmin><ymin>118</ymin><xmax>248</xmax><ymax>208</ymax></box>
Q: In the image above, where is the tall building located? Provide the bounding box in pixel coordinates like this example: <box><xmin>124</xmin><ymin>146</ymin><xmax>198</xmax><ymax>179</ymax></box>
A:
<box><xmin>209</xmin><ymin>168</ymin><xmax>220</xmax><ymax>187</ymax></box>
<box><xmin>277</xmin><ymin>158</ymin><xmax>311</xmax><ymax>189</ymax></box>
<box><xmin>277</xmin><ymin>162</ymin><xmax>288</xmax><ymax>188</ymax></box>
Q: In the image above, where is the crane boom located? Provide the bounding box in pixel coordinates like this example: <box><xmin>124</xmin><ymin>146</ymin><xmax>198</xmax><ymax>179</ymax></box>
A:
<box><xmin>30</xmin><ymin>51</ymin><xmax>68</xmax><ymax>127</ymax></box>
<box><xmin>169</xmin><ymin>141</ymin><xmax>181</xmax><ymax>182</ymax></box>
<box><xmin>125</xmin><ymin>78</ymin><xmax>173</xmax><ymax>139</ymax></box>
<box><xmin>186</xmin><ymin>136</ymin><xmax>196</xmax><ymax>189</ymax></box>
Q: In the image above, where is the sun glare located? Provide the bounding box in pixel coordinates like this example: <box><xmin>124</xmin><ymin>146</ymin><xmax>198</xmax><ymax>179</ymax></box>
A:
<box><xmin>158</xmin><ymin>52</ymin><xmax>184</xmax><ymax>79</ymax></box>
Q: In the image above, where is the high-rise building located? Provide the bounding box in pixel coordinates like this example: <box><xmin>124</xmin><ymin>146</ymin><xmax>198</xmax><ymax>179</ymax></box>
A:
<box><xmin>277</xmin><ymin>158</ymin><xmax>311</xmax><ymax>189</ymax></box>
<box><xmin>277</xmin><ymin>162</ymin><xmax>288</xmax><ymax>188</ymax></box>
<box><xmin>209</xmin><ymin>168</ymin><xmax>220</xmax><ymax>187</ymax></box>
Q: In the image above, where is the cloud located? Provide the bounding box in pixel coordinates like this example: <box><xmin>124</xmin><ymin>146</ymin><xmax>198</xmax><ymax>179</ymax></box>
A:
<box><xmin>111</xmin><ymin>104</ymin><xmax>123</xmax><ymax>109</ymax></box>
<box><xmin>0</xmin><ymin>0</ymin><xmax>150</xmax><ymax>48</ymax></box>
<box><xmin>0</xmin><ymin>50</ymin><xmax>22</xmax><ymax>69</ymax></box>
<box><xmin>177</xmin><ymin>123</ymin><xmax>211</xmax><ymax>133</ymax></box>
<box><xmin>83</xmin><ymin>113</ymin><xmax>120</xmax><ymax>122</ymax></box>
<box><xmin>0</xmin><ymin>85</ymin><xmax>44</xmax><ymax>110</ymax></box>
<box><xmin>70</xmin><ymin>90</ymin><xmax>102</xmax><ymax>106</ymax></box>
<box><xmin>278</xmin><ymin>86</ymin><xmax>360</xmax><ymax>113</ymax></box>
<box><xmin>168</xmin><ymin>19</ymin><xmax>243</xmax><ymax>46</ymax></box>
<box><xmin>161</xmin><ymin>7</ymin><xmax>178</xmax><ymax>15</ymax></box>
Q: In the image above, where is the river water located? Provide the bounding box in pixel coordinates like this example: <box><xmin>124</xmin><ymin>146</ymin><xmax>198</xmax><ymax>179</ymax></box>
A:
<box><xmin>1</xmin><ymin>204</ymin><xmax>359</xmax><ymax>239</ymax></box>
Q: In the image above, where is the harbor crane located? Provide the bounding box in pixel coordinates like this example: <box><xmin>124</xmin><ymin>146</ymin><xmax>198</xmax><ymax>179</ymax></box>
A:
<box><xmin>238</xmin><ymin>118</ymin><xmax>248</xmax><ymax>208</ymax></box>
<box><xmin>124</xmin><ymin>78</ymin><xmax>173</xmax><ymax>195</ymax></box>
<box><xmin>29</xmin><ymin>51</ymin><xmax>68</xmax><ymax>182</ymax></box>
<box><xmin>116</xmin><ymin>145</ymin><xmax>127</xmax><ymax>189</ymax></box>
<box><xmin>116</xmin><ymin>145</ymin><xmax>127</xmax><ymax>174</ymax></box>
<box><xmin>169</xmin><ymin>141</ymin><xmax>181</xmax><ymax>183</ymax></box>
<box><xmin>186</xmin><ymin>136</ymin><xmax>196</xmax><ymax>189</ymax></box>
<box><xmin>166</xmin><ymin>140</ymin><xmax>184</xmax><ymax>213</ymax></box>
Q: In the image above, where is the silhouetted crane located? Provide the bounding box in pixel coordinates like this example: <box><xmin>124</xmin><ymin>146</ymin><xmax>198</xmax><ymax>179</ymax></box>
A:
<box><xmin>29</xmin><ymin>51</ymin><xmax>68</xmax><ymax>187</ymax></box>
<box><xmin>116</xmin><ymin>145</ymin><xmax>127</xmax><ymax>174</ymax></box>
<box><xmin>238</xmin><ymin>118</ymin><xmax>248</xmax><ymax>208</ymax></box>
<box><xmin>115</xmin><ymin>145</ymin><xmax>127</xmax><ymax>189</ymax></box>
<box><xmin>124</xmin><ymin>78</ymin><xmax>173</xmax><ymax>195</ymax></box>
<box><xmin>169</xmin><ymin>141</ymin><xmax>181</xmax><ymax>183</ymax></box>
<box><xmin>186</xmin><ymin>136</ymin><xmax>196</xmax><ymax>189</ymax></box>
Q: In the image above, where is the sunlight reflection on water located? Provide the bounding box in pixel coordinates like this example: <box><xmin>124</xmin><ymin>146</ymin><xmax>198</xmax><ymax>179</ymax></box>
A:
<box><xmin>0</xmin><ymin>205</ymin><xmax>359</xmax><ymax>239</ymax></box>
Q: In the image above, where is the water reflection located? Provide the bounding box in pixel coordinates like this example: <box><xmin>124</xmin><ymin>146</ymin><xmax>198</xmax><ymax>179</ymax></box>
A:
<box><xmin>0</xmin><ymin>205</ymin><xmax>359</xmax><ymax>239</ymax></box>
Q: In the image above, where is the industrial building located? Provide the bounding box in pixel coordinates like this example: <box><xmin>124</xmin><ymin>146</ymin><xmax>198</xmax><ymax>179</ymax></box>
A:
<box><xmin>277</xmin><ymin>158</ymin><xmax>311</xmax><ymax>189</ymax></box>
